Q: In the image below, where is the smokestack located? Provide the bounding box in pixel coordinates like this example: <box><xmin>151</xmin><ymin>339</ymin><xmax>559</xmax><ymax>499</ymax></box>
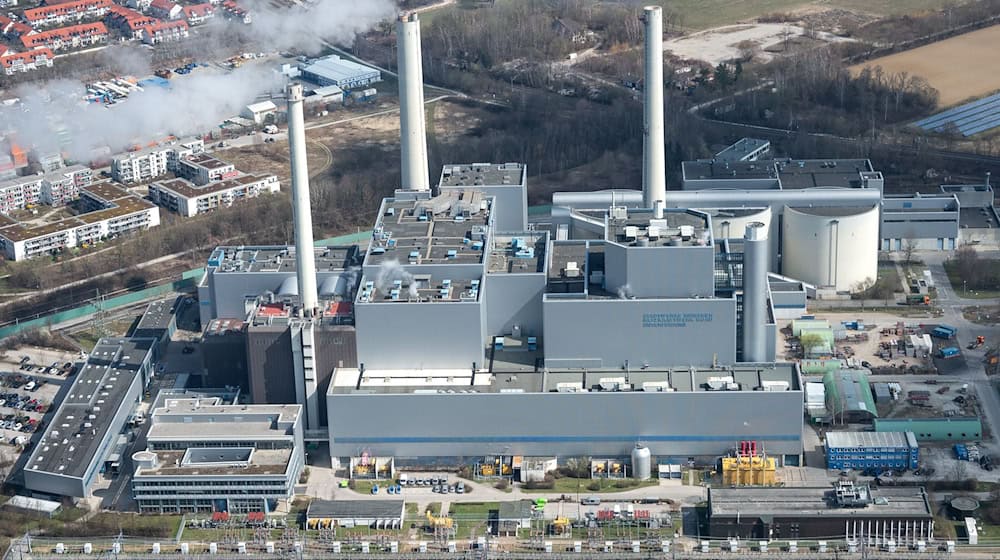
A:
<box><xmin>397</xmin><ymin>12</ymin><xmax>430</xmax><ymax>191</ymax></box>
<box><xmin>742</xmin><ymin>222</ymin><xmax>768</xmax><ymax>362</ymax></box>
<box><xmin>642</xmin><ymin>6</ymin><xmax>666</xmax><ymax>209</ymax></box>
<box><xmin>286</xmin><ymin>83</ymin><xmax>319</xmax><ymax>313</ymax></box>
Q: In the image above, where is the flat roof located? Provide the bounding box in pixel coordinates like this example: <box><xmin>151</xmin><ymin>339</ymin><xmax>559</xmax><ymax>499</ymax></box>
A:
<box><xmin>682</xmin><ymin>160</ymin><xmax>778</xmax><ymax>182</ymax></box>
<box><xmin>357</xmin><ymin>274</ymin><xmax>481</xmax><ymax>303</ymax></box>
<box><xmin>27</xmin><ymin>337</ymin><xmax>153</xmax><ymax>479</ymax></box>
<box><xmin>0</xmin><ymin>182</ymin><xmax>153</xmax><ymax>242</ymax></box>
<box><xmin>488</xmin><ymin>232</ymin><xmax>546</xmax><ymax>274</ymax></box>
<box><xmin>786</xmin><ymin>205</ymin><xmax>877</xmax><ymax>217</ymax></box>
<box><xmin>182</xmin><ymin>153</ymin><xmax>233</xmax><ymax>171</ymax></box>
<box><xmin>147</xmin><ymin>403</ymin><xmax>300</xmax><ymax>441</ymax></box>
<box><xmin>366</xmin><ymin>190</ymin><xmax>491</xmax><ymax>267</ymax></box>
<box><xmin>330</xmin><ymin>363</ymin><xmax>799</xmax><ymax>395</ymax></box>
<box><xmin>715</xmin><ymin>138</ymin><xmax>769</xmax><ymax>162</ymax></box>
<box><xmin>307</xmin><ymin>499</ymin><xmax>404</xmax><ymax>520</ymax></box>
<box><xmin>439</xmin><ymin>163</ymin><xmax>526</xmax><ymax>188</ymax></box>
<box><xmin>134</xmin><ymin>448</ymin><xmax>291</xmax><ymax>476</ymax></box>
<box><xmin>960</xmin><ymin>207</ymin><xmax>1000</xmax><ymax>229</ymax></box>
<box><xmin>825</xmin><ymin>431</ymin><xmax>916</xmax><ymax>450</ymax></box>
<box><xmin>709</xmin><ymin>486</ymin><xmax>932</xmax><ymax>519</ymax></box>
<box><xmin>135</xmin><ymin>298</ymin><xmax>175</xmax><ymax>331</ymax></box>
<box><xmin>153</xmin><ymin>173</ymin><xmax>274</xmax><ymax>199</ymax></box>
<box><xmin>606</xmin><ymin>209</ymin><xmax>711</xmax><ymax>247</ymax></box>
<box><xmin>208</xmin><ymin>245</ymin><xmax>363</xmax><ymax>273</ymax></box>
<box><xmin>775</xmin><ymin>159</ymin><xmax>875</xmax><ymax>190</ymax></box>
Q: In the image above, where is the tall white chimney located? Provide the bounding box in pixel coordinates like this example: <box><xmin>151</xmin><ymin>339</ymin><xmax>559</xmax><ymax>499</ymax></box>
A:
<box><xmin>742</xmin><ymin>222</ymin><xmax>768</xmax><ymax>362</ymax></box>
<box><xmin>642</xmin><ymin>6</ymin><xmax>666</xmax><ymax>209</ymax></box>
<box><xmin>286</xmin><ymin>83</ymin><xmax>319</xmax><ymax>313</ymax></box>
<box><xmin>397</xmin><ymin>12</ymin><xmax>430</xmax><ymax>191</ymax></box>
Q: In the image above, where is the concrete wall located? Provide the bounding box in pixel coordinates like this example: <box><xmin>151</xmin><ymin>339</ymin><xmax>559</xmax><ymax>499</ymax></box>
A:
<box><xmin>327</xmin><ymin>390</ymin><xmax>802</xmax><ymax>459</ymax></box>
<box><xmin>542</xmin><ymin>297</ymin><xmax>736</xmax><ymax>368</ymax></box>
<box><xmin>604</xmin><ymin>243</ymin><xmax>716</xmax><ymax>299</ymax></box>
<box><xmin>484</xmin><ymin>272</ymin><xmax>545</xmax><ymax>340</ymax></box>
<box><xmin>441</xmin><ymin>184</ymin><xmax>526</xmax><ymax>233</ymax></box>
<box><xmin>314</xmin><ymin>325</ymin><xmax>358</xmax><ymax>424</ymax></box>
<box><xmin>246</xmin><ymin>326</ymin><xmax>297</xmax><ymax>405</ymax></box>
<box><xmin>355</xmin><ymin>300</ymin><xmax>485</xmax><ymax>370</ymax></box>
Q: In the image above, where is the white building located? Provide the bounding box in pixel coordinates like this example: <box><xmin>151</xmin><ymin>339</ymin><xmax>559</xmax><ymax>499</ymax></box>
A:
<box><xmin>175</xmin><ymin>153</ymin><xmax>236</xmax><ymax>185</ymax></box>
<box><xmin>241</xmin><ymin>100</ymin><xmax>277</xmax><ymax>125</ymax></box>
<box><xmin>0</xmin><ymin>175</ymin><xmax>43</xmax><ymax>214</ymax></box>
<box><xmin>149</xmin><ymin>173</ymin><xmax>279</xmax><ymax>217</ymax></box>
<box><xmin>0</xmin><ymin>182</ymin><xmax>160</xmax><ymax>260</ymax></box>
<box><xmin>132</xmin><ymin>399</ymin><xmax>304</xmax><ymax>514</ymax></box>
<box><xmin>111</xmin><ymin>146</ymin><xmax>171</xmax><ymax>184</ymax></box>
<box><xmin>140</xmin><ymin>20</ymin><xmax>189</xmax><ymax>45</ymax></box>
<box><xmin>1</xmin><ymin>48</ymin><xmax>55</xmax><ymax>75</ymax></box>
<box><xmin>23</xmin><ymin>0</ymin><xmax>111</xmax><ymax>28</ymax></box>
<box><xmin>41</xmin><ymin>164</ymin><xmax>93</xmax><ymax>206</ymax></box>
<box><xmin>166</xmin><ymin>137</ymin><xmax>205</xmax><ymax>171</ymax></box>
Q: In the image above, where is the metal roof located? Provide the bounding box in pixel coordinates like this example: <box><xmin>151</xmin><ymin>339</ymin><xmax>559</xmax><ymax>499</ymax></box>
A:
<box><xmin>300</xmin><ymin>55</ymin><xmax>379</xmax><ymax>85</ymax></box>
<box><xmin>709</xmin><ymin>486</ymin><xmax>932</xmax><ymax>519</ymax></box>
<box><xmin>825</xmin><ymin>431</ymin><xmax>917</xmax><ymax>450</ymax></box>
<box><xmin>306</xmin><ymin>500</ymin><xmax>405</xmax><ymax>520</ymax></box>
<box><xmin>823</xmin><ymin>370</ymin><xmax>878</xmax><ymax>418</ymax></box>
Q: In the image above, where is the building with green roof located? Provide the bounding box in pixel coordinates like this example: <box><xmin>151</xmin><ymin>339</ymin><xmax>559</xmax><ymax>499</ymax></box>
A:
<box><xmin>874</xmin><ymin>417</ymin><xmax>981</xmax><ymax>442</ymax></box>
<box><xmin>823</xmin><ymin>370</ymin><xmax>877</xmax><ymax>423</ymax></box>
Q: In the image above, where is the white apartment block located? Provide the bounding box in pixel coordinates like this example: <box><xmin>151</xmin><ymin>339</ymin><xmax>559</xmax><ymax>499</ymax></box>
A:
<box><xmin>24</xmin><ymin>0</ymin><xmax>112</xmax><ymax>28</ymax></box>
<box><xmin>41</xmin><ymin>164</ymin><xmax>93</xmax><ymax>205</ymax></box>
<box><xmin>0</xmin><ymin>183</ymin><xmax>160</xmax><ymax>260</ymax></box>
<box><xmin>149</xmin><ymin>174</ymin><xmax>279</xmax><ymax>217</ymax></box>
<box><xmin>0</xmin><ymin>176</ymin><xmax>43</xmax><ymax>214</ymax></box>
<box><xmin>175</xmin><ymin>153</ymin><xmax>236</xmax><ymax>185</ymax></box>
<box><xmin>111</xmin><ymin>147</ymin><xmax>171</xmax><ymax>184</ymax></box>
<box><xmin>166</xmin><ymin>138</ymin><xmax>205</xmax><ymax>171</ymax></box>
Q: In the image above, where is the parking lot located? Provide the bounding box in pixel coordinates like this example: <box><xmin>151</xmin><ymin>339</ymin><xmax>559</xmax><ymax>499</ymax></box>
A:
<box><xmin>0</xmin><ymin>346</ymin><xmax>79</xmax><ymax>473</ymax></box>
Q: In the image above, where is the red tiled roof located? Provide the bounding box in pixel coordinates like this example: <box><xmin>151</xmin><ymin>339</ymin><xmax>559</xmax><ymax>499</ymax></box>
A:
<box><xmin>149</xmin><ymin>0</ymin><xmax>178</xmax><ymax>11</ymax></box>
<box><xmin>21</xmin><ymin>22</ymin><xmax>107</xmax><ymax>49</ymax></box>
<box><xmin>24</xmin><ymin>0</ymin><xmax>111</xmax><ymax>23</ymax></box>
<box><xmin>125</xmin><ymin>16</ymin><xmax>157</xmax><ymax>31</ymax></box>
<box><xmin>183</xmin><ymin>3</ymin><xmax>213</xmax><ymax>17</ymax></box>
<box><xmin>0</xmin><ymin>48</ymin><xmax>55</xmax><ymax>69</ymax></box>
<box><xmin>142</xmin><ymin>19</ymin><xmax>188</xmax><ymax>35</ymax></box>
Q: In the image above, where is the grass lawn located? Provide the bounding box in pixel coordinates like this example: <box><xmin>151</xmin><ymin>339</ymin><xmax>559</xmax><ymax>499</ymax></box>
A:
<box><xmin>520</xmin><ymin>477</ymin><xmax>659</xmax><ymax>494</ymax></box>
<box><xmin>943</xmin><ymin>260</ymin><xmax>1000</xmax><ymax>299</ymax></box>
<box><xmin>449</xmin><ymin>502</ymin><xmax>500</xmax><ymax>519</ymax></box>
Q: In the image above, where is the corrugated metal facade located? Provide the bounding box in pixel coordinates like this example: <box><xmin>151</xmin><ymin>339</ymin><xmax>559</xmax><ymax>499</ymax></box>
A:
<box><xmin>874</xmin><ymin>417</ymin><xmax>982</xmax><ymax>441</ymax></box>
<box><xmin>825</xmin><ymin>431</ymin><xmax>918</xmax><ymax>471</ymax></box>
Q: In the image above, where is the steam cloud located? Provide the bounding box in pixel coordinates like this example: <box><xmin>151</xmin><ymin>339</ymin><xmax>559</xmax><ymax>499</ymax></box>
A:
<box><xmin>375</xmin><ymin>259</ymin><xmax>419</xmax><ymax>299</ymax></box>
<box><xmin>0</xmin><ymin>0</ymin><xmax>395</xmax><ymax>161</ymax></box>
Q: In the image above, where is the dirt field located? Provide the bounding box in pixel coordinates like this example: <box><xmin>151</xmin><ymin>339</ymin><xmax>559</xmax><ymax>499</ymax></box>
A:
<box><xmin>663</xmin><ymin>22</ymin><xmax>854</xmax><ymax>65</ymax></box>
<box><xmin>849</xmin><ymin>24</ymin><xmax>1000</xmax><ymax>107</ymax></box>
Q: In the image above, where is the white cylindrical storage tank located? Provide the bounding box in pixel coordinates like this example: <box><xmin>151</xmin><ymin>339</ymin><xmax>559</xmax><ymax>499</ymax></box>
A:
<box><xmin>209</xmin><ymin>543</ymin><xmax>218</xmax><ymax>555</ymax></box>
<box><xmin>705</xmin><ymin>207</ymin><xmax>771</xmax><ymax>241</ymax></box>
<box><xmin>781</xmin><ymin>205</ymin><xmax>878</xmax><ymax>292</ymax></box>
<box><xmin>631</xmin><ymin>443</ymin><xmax>652</xmax><ymax>480</ymax></box>
<box><xmin>152</xmin><ymin>542</ymin><xmax>160</xmax><ymax>554</ymax></box>
<box><xmin>83</xmin><ymin>544</ymin><xmax>92</xmax><ymax>554</ymax></box>
<box><xmin>180</xmin><ymin>543</ymin><xmax>189</xmax><ymax>554</ymax></box>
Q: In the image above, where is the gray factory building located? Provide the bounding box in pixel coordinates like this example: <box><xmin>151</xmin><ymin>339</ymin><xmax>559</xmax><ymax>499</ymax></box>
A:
<box><xmin>24</xmin><ymin>338</ymin><xmax>155</xmax><ymax>498</ymax></box>
<box><xmin>328</xmin><ymin>364</ymin><xmax>803</xmax><ymax>465</ymax></box>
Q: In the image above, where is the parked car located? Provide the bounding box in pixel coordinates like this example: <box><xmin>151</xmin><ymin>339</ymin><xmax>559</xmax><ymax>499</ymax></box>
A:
<box><xmin>581</xmin><ymin>496</ymin><xmax>601</xmax><ymax>505</ymax></box>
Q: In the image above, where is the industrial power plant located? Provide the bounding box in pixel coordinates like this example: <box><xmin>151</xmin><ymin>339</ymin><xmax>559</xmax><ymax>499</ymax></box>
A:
<box><xmin>189</xmin><ymin>7</ymin><xmax>993</xmax><ymax>473</ymax></box>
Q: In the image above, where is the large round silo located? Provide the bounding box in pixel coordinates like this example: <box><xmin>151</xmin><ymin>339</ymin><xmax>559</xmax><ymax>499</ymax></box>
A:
<box><xmin>781</xmin><ymin>205</ymin><xmax>879</xmax><ymax>292</ymax></box>
<box><xmin>705</xmin><ymin>207</ymin><xmax>772</xmax><ymax>240</ymax></box>
<box><xmin>631</xmin><ymin>443</ymin><xmax>652</xmax><ymax>480</ymax></box>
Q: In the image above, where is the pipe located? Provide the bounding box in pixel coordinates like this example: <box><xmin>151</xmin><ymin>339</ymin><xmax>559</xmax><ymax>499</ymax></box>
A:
<box><xmin>741</xmin><ymin>222</ymin><xmax>768</xmax><ymax>362</ymax></box>
<box><xmin>642</xmin><ymin>6</ymin><xmax>665</xmax><ymax>208</ymax></box>
<box><xmin>286</xmin><ymin>83</ymin><xmax>319</xmax><ymax>313</ymax></box>
<box><xmin>397</xmin><ymin>13</ymin><xmax>430</xmax><ymax>191</ymax></box>
<box><xmin>552</xmin><ymin>187</ymin><xmax>882</xmax><ymax>210</ymax></box>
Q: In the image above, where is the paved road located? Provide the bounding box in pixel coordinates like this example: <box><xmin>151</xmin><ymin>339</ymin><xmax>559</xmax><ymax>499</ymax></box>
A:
<box><xmin>918</xmin><ymin>252</ymin><xmax>1000</xmax><ymax>455</ymax></box>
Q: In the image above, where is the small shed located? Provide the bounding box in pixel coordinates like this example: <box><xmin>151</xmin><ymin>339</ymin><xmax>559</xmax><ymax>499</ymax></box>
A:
<box><xmin>497</xmin><ymin>500</ymin><xmax>534</xmax><ymax>534</ymax></box>
<box><xmin>306</xmin><ymin>500</ymin><xmax>404</xmax><ymax>529</ymax></box>
<box><xmin>241</xmin><ymin>101</ymin><xmax>277</xmax><ymax>125</ymax></box>
<box><xmin>3</xmin><ymin>495</ymin><xmax>61</xmax><ymax>518</ymax></box>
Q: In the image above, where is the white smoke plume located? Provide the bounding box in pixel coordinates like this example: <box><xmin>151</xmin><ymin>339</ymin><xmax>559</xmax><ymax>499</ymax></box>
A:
<box><xmin>375</xmin><ymin>259</ymin><xmax>419</xmax><ymax>299</ymax></box>
<box><xmin>0</xmin><ymin>0</ymin><xmax>395</xmax><ymax>160</ymax></box>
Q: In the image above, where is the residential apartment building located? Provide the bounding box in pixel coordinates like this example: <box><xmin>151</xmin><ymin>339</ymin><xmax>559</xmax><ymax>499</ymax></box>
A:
<box><xmin>0</xmin><ymin>175</ymin><xmax>43</xmax><ymax>214</ymax></box>
<box><xmin>182</xmin><ymin>3</ymin><xmax>214</xmax><ymax>25</ymax></box>
<box><xmin>111</xmin><ymin>146</ymin><xmax>170</xmax><ymax>184</ymax></box>
<box><xmin>41</xmin><ymin>164</ymin><xmax>93</xmax><ymax>205</ymax></box>
<box><xmin>21</xmin><ymin>22</ymin><xmax>109</xmax><ymax>51</ymax></box>
<box><xmin>0</xmin><ymin>183</ymin><xmax>160</xmax><ymax>260</ymax></box>
<box><xmin>149</xmin><ymin>174</ymin><xmax>279</xmax><ymax>217</ymax></box>
<box><xmin>166</xmin><ymin>138</ymin><xmax>205</xmax><ymax>170</ymax></box>
<box><xmin>140</xmin><ymin>20</ymin><xmax>188</xmax><ymax>45</ymax></box>
<box><xmin>0</xmin><ymin>48</ymin><xmax>54</xmax><ymax>75</ymax></box>
<box><xmin>148</xmin><ymin>0</ymin><xmax>182</xmax><ymax>20</ymax></box>
<box><xmin>175</xmin><ymin>153</ymin><xmax>235</xmax><ymax>185</ymax></box>
<box><xmin>131</xmin><ymin>400</ymin><xmax>303</xmax><ymax>514</ymax></box>
<box><xmin>23</xmin><ymin>0</ymin><xmax>111</xmax><ymax>28</ymax></box>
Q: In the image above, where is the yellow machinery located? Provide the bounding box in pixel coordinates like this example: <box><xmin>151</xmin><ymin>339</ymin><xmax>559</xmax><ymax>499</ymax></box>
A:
<box><xmin>307</xmin><ymin>518</ymin><xmax>334</xmax><ymax>530</ymax></box>
<box><xmin>479</xmin><ymin>463</ymin><xmax>496</xmax><ymax>477</ymax></box>
<box><xmin>551</xmin><ymin>517</ymin><xmax>571</xmax><ymax>536</ymax></box>
<box><xmin>500</xmin><ymin>463</ymin><xmax>513</xmax><ymax>476</ymax></box>
<box><xmin>353</xmin><ymin>464</ymin><xmax>371</xmax><ymax>478</ymax></box>
<box><xmin>426</xmin><ymin>511</ymin><xmax>453</xmax><ymax>530</ymax></box>
<box><xmin>610</xmin><ymin>462</ymin><xmax>623</xmax><ymax>476</ymax></box>
<box><xmin>722</xmin><ymin>440</ymin><xmax>777</xmax><ymax>486</ymax></box>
